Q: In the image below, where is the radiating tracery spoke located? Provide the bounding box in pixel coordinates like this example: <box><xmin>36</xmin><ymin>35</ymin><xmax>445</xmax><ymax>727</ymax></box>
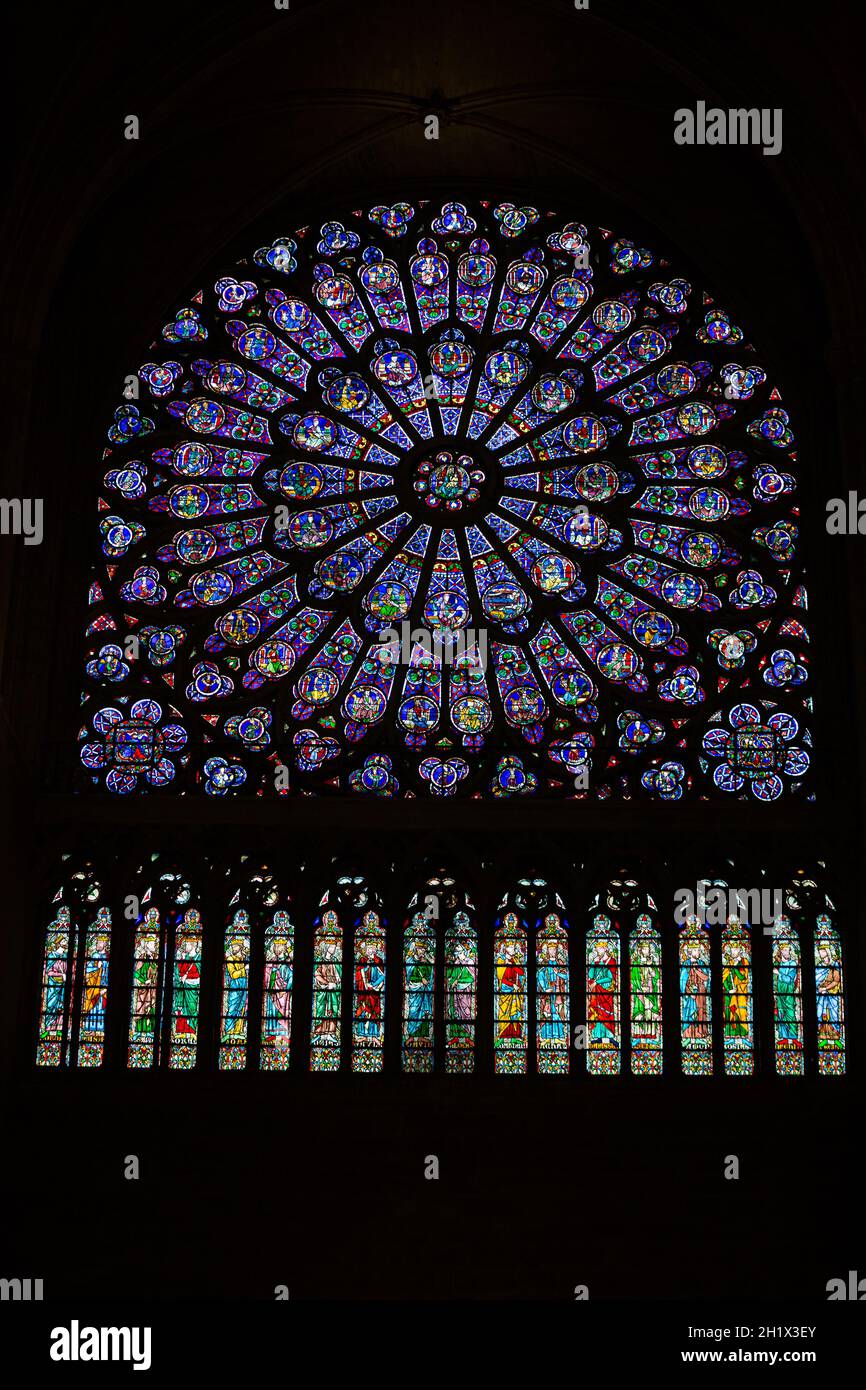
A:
<box><xmin>81</xmin><ymin>199</ymin><xmax>811</xmax><ymax>798</ymax></box>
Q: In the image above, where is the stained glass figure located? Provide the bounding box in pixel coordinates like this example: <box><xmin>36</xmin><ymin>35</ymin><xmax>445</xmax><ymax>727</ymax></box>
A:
<box><xmin>586</xmin><ymin>913</ymin><xmax>620</xmax><ymax>1074</ymax></box>
<box><xmin>128</xmin><ymin>907</ymin><xmax>162</xmax><ymax>1069</ymax></box>
<box><xmin>493</xmin><ymin>911</ymin><xmax>528</xmax><ymax>1074</ymax></box>
<box><xmin>219</xmin><ymin>908</ymin><xmax>251</xmax><ymax>1069</ymax></box>
<box><xmin>444</xmin><ymin>910</ymin><xmax>477</xmax><ymax>1073</ymax></box>
<box><xmin>36</xmin><ymin>871</ymin><xmax>109</xmax><ymax>1068</ymax></box>
<box><xmin>721</xmin><ymin>915</ymin><xmax>753</xmax><ymax>1075</ymax></box>
<box><xmin>772</xmin><ymin>915</ymin><xmax>803</xmax><ymax>1076</ymax></box>
<box><xmin>260</xmin><ymin>910</ymin><xmax>294</xmax><ymax>1070</ymax></box>
<box><xmin>402</xmin><ymin>912</ymin><xmax>436</xmax><ymax>1073</ymax></box>
<box><xmin>36</xmin><ymin>906</ymin><xmax>74</xmax><ymax>1066</ymax></box>
<box><xmin>126</xmin><ymin>867</ymin><xmax>201</xmax><ymax>1069</ymax></box>
<box><xmin>310</xmin><ymin>909</ymin><xmax>342</xmax><ymax>1071</ymax></box>
<box><xmin>629</xmin><ymin>912</ymin><xmax>662</xmax><ymax>1074</ymax></box>
<box><xmin>536</xmin><ymin>913</ymin><xmax>570</xmax><ymax>1074</ymax></box>
<box><xmin>169</xmin><ymin>908</ymin><xmax>202</xmax><ymax>1068</ymax></box>
<box><xmin>80</xmin><ymin>199</ymin><xmax>809</xmax><ymax>803</ymax></box>
<box><xmin>814</xmin><ymin>914</ymin><xmax>845</xmax><ymax>1075</ymax></box>
<box><xmin>679</xmin><ymin>914</ymin><xmax>712</xmax><ymax>1075</ymax></box>
<box><xmin>77</xmin><ymin>907</ymin><xmax>112</xmax><ymax>1067</ymax></box>
<box><xmin>352</xmin><ymin>911</ymin><xmax>386</xmax><ymax>1072</ymax></box>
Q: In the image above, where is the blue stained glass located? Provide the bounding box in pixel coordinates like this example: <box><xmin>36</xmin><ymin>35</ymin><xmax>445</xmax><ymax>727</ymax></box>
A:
<box><xmin>80</xmin><ymin>199</ymin><xmax>809</xmax><ymax>800</ymax></box>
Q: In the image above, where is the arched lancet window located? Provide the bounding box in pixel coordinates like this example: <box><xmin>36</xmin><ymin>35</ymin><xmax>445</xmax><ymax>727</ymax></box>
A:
<box><xmin>679</xmin><ymin>914</ymin><xmax>712</xmax><ymax>1075</ymax></box>
<box><xmin>402</xmin><ymin>911</ymin><xmax>436</xmax><ymax>1073</ymax></box>
<box><xmin>217</xmin><ymin>866</ymin><xmax>294</xmax><ymax>1070</ymax></box>
<box><xmin>311</xmin><ymin>875</ymin><xmax>384</xmax><ymax>1072</ymax></box>
<box><xmin>594</xmin><ymin>873</ymin><xmax>658</xmax><ymax>1074</ymax></box>
<box><xmin>36</xmin><ymin>868</ymin><xmax>111</xmax><ymax>1068</ymax></box>
<box><xmin>261</xmin><ymin>910</ymin><xmax>294</xmax><ymax>1070</ymax></box>
<box><xmin>219</xmin><ymin>909</ymin><xmax>251</xmax><ymax>1070</ymax></box>
<box><xmin>128</xmin><ymin>867</ymin><xmax>201</xmax><ymax>1069</ymax></box>
<box><xmin>129</xmin><ymin>907</ymin><xmax>162</xmax><ymax>1068</ymax></box>
<box><xmin>78</xmin><ymin>907</ymin><xmax>113</xmax><ymax>1067</ymax></box>
<box><xmin>401</xmin><ymin>873</ymin><xmax>478</xmax><ymax>1073</ymax></box>
<box><xmin>778</xmin><ymin>869</ymin><xmax>847</xmax><ymax>1077</ymax></box>
<box><xmin>36</xmin><ymin>905</ymin><xmax>73</xmax><ymax>1066</ymax></box>
<box><xmin>721</xmin><ymin>915</ymin><xmax>753</xmax><ymax>1075</ymax></box>
<box><xmin>814</xmin><ymin>913</ymin><xmax>845</xmax><ymax>1075</ymax></box>
<box><xmin>629</xmin><ymin>912</ymin><xmax>662</xmax><ymax>1075</ymax></box>
<box><xmin>170</xmin><ymin>907</ymin><xmax>203</xmax><ymax>1068</ymax></box>
<box><xmin>352</xmin><ymin>911</ymin><xmax>386</xmax><ymax>1072</ymax></box>
<box><xmin>444</xmin><ymin>911</ymin><xmax>477</xmax><ymax>1073</ymax></box>
<box><xmin>586</xmin><ymin>913</ymin><xmax>620</xmax><ymax>1075</ymax></box>
<box><xmin>78</xmin><ymin>198</ymin><xmax>809</xmax><ymax>808</ymax></box>
<box><xmin>771</xmin><ymin>915</ymin><xmax>803</xmax><ymax>1075</ymax></box>
<box><xmin>493</xmin><ymin>912</ymin><xmax>528</xmax><ymax>1074</ymax></box>
<box><xmin>493</xmin><ymin>878</ymin><xmax>568</xmax><ymax>1076</ymax></box>
<box><xmin>536</xmin><ymin>913</ymin><xmax>570</xmax><ymax>1074</ymax></box>
<box><xmin>311</xmin><ymin>911</ymin><xmax>343</xmax><ymax>1072</ymax></box>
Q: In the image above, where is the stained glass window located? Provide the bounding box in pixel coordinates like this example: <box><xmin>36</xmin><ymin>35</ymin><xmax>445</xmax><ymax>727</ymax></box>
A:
<box><xmin>400</xmin><ymin>874</ymin><xmax>477</xmax><ymax>1073</ymax></box>
<box><xmin>444</xmin><ymin>912</ymin><xmax>477</xmax><ymax>1074</ymax></box>
<box><xmin>814</xmin><ymin>914</ymin><xmax>845</xmax><ymax>1075</ymax></box>
<box><xmin>629</xmin><ymin>912</ymin><xmax>662</xmax><ymax>1074</ymax></box>
<box><xmin>536</xmin><ymin>913</ymin><xmax>570</xmax><ymax>1074</ymax></box>
<box><xmin>402</xmin><ymin>911</ymin><xmax>436</xmax><ymax>1073</ymax></box>
<box><xmin>493</xmin><ymin>878</ymin><xmax>568</xmax><ymax>1075</ymax></box>
<box><xmin>129</xmin><ymin>907</ymin><xmax>163</xmax><ymax>1068</ymax></box>
<box><xmin>37</xmin><ymin>905</ymin><xmax>74</xmax><ymax>1066</ymax></box>
<box><xmin>679</xmin><ymin>914</ymin><xmax>712</xmax><ymax>1075</ymax></box>
<box><xmin>36</xmin><ymin>870</ymin><xmax>110</xmax><ymax>1068</ymax></box>
<box><xmin>310</xmin><ymin>876</ymin><xmax>384</xmax><ymax>1072</ymax></box>
<box><xmin>493</xmin><ymin>912</ymin><xmax>528</xmax><ymax>1074</ymax></box>
<box><xmin>219</xmin><ymin>909</ymin><xmax>251</xmax><ymax>1069</ymax></box>
<box><xmin>352</xmin><ymin>911</ymin><xmax>386</xmax><ymax>1072</ymax></box>
<box><xmin>310</xmin><ymin>910</ymin><xmax>342</xmax><ymax>1071</ymax></box>
<box><xmin>78</xmin><ymin>198</ymin><xmax>810</xmax><ymax>803</ymax></box>
<box><xmin>586</xmin><ymin>913</ymin><xmax>620</xmax><ymax>1074</ymax></box>
<box><xmin>260</xmin><ymin>910</ymin><xmax>294</xmax><ymax>1070</ymax></box>
<box><xmin>77</xmin><ymin>907</ymin><xmax>112</xmax><ymax>1067</ymax></box>
<box><xmin>721</xmin><ymin>915</ymin><xmax>753</xmax><ymax>1075</ymax></box>
<box><xmin>128</xmin><ymin>869</ymin><xmax>201</xmax><ymax>1069</ymax></box>
<box><xmin>771</xmin><ymin>915</ymin><xmax>803</xmax><ymax>1075</ymax></box>
<box><xmin>169</xmin><ymin>908</ymin><xmax>202</xmax><ymax>1068</ymax></box>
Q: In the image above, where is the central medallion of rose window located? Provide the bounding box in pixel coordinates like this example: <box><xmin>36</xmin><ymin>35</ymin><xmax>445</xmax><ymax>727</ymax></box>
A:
<box><xmin>413</xmin><ymin>451</ymin><xmax>485</xmax><ymax>512</ymax></box>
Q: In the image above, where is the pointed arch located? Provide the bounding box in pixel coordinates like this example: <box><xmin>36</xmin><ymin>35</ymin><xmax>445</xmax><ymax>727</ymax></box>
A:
<box><xmin>401</xmin><ymin>870</ymin><xmax>477</xmax><ymax>1073</ymax></box>
<box><xmin>679</xmin><ymin>914</ymin><xmax>712</xmax><ymax>1075</ymax></box>
<box><xmin>219</xmin><ymin>908</ymin><xmax>252</xmax><ymax>1070</ymax></box>
<box><xmin>77</xmin><ymin>906</ymin><xmax>112</xmax><ymax>1067</ymax></box>
<box><xmin>310</xmin><ymin>910</ymin><xmax>343</xmax><ymax>1071</ymax></box>
<box><xmin>771</xmin><ymin>914</ymin><xmax>803</xmax><ymax>1075</ymax></box>
<box><xmin>127</xmin><ymin>863</ymin><xmax>202</xmax><ymax>1069</ymax></box>
<box><xmin>444</xmin><ymin>911</ymin><xmax>477</xmax><ymax>1073</ymax></box>
<box><xmin>402</xmin><ymin>910</ymin><xmax>436</xmax><ymax>1073</ymax></box>
<box><xmin>629</xmin><ymin>913</ymin><xmax>662</xmax><ymax>1075</ymax></box>
<box><xmin>721</xmin><ymin>915</ymin><xmax>753</xmax><ymax>1075</ymax></box>
<box><xmin>352</xmin><ymin>910</ymin><xmax>386</xmax><ymax>1072</ymax></box>
<box><xmin>536</xmin><ymin>913</ymin><xmax>570</xmax><ymax>1074</ymax></box>
<box><xmin>36</xmin><ymin>865</ymin><xmax>111</xmax><ymax>1068</ymax></box>
<box><xmin>311</xmin><ymin>873</ymin><xmax>385</xmax><ymax>1072</ymax></box>
<box><xmin>217</xmin><ymin>865</ymin><xmax>295</xmax><ymax>1070</ymax></box>
<box><xmin>37</xmin><ymin>904</ymin><xmax>75</xmax><ymax>1067</ymax></box>
<box><xmin>814</xmin><ymin>912</ymin><xmax>845</xmax><ymax>1075</ymax></box>
<box><xmin>261</xmin><ymin>909</ymin><xmax>295</xmax><ymax>1070</ymax></box>
<box><xmin>586</xmin><ymin>913</ymin><xmax>621</xmax><ymax>1075</ymax></box>
<box><xmin>493</xmin><ymin>876</ymin><xmax>569</xmax><ymax>1076</ymax></box>
<box><xmin>493</xmin><ymin>912</ymin><xmax>528</xmax><ymax>1075</ymax></box>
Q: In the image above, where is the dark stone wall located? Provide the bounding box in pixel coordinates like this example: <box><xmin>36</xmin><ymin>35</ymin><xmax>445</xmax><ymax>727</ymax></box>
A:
<box><xmin>2</xmin><ymin>0</ymin><xmax>863</xmax><ymax>1298</ymax></box>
